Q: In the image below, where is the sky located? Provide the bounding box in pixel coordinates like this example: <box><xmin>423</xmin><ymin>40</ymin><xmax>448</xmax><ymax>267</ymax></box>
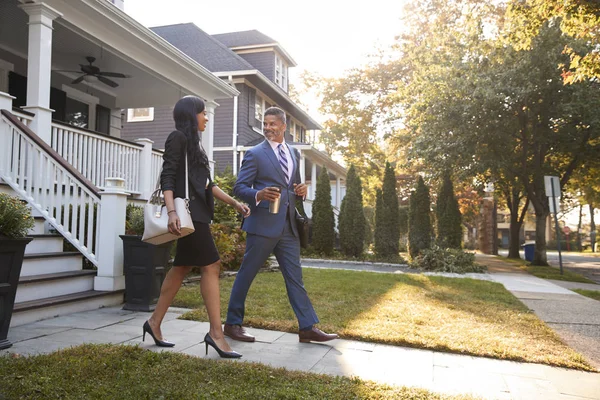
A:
<box><xmin>124</xmin><ymin>0</ymin><xmax>409</xmax><ymax>80</ymax></box>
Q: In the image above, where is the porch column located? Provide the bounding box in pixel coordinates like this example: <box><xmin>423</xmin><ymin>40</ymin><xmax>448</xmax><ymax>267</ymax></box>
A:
<box><xmin>336</xmin><ymin>176</ymin><xmax>342</xmax><ymax>208</ymax></box>
<box><xmin>136</xmin><ymin>138</ymin><xmax>154</xmax><ymax>199</ymax></box>
<box><xmin>95</xmin><ymin>177</ymin><xmax>128</xmax><ymax>292</ymax></box>
<box><xmin>19</xmin><ymin>3</ymin><xmax>62</xmax><ymax>144</ymax></box>
<box><xmin>311</xmin><ymin>163</ymin><xmax>317</xmax><ymax>200</ymax></box>
<box><xmin>203</xmin><ymin>100</ymin><xmax>218</xmax><ymax>178</ymax></box>
<box><xmin>0</xmin><ymin>92</ymin><xmax>15</xmax><ymax>111</ymax></box>
<box><xmin>299</xmin><ymin>153</ymin><xmax>306</xmax><ymax>182</ymax></box>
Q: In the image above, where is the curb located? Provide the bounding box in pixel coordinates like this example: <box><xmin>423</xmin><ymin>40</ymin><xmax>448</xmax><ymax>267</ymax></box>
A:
<box><xmin>297</xmin><ymin>257</ymin><xmax>409</xmax><ymax>268</ymax></box>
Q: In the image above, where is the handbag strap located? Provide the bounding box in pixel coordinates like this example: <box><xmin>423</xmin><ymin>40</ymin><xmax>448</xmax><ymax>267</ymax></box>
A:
<box><xmin>184</xmin><ymin>152</ymin><xmax>189</xmax><ymax>200</ymax></box>
<box><xmin>149</xmin><ymin>147</ymin><xmax>190</xmax><ymax>204</ymax></box>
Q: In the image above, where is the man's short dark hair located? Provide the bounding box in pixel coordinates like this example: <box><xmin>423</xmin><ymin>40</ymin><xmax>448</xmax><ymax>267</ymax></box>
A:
<box><xmin>264</xmin><ymin>107</ymin><xmax>286</xmax><ymax>124</ymax></box>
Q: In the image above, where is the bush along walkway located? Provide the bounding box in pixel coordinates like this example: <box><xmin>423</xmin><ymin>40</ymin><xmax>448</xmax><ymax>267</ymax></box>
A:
<box><xmin>476</xmin><ymin>253</ymin><xmax>600</xmax><ymax>370</ymax></box>
<box><xmin>2</xmin><ymin>307</ymin><xmax>599</xmax><ymax>400</ymax></box>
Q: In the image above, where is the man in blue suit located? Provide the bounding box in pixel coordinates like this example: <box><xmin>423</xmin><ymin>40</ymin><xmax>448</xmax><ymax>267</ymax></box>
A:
<box><xmin>224</xmin><ymin>107</ymin><xmax>338</xmax><ymax>343</ymax></box>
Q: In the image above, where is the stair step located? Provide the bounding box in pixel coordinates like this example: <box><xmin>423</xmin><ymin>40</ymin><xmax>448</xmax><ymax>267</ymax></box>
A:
<box><xmin>15</xmin><ymin>270</ymin><xmax>96</xmax><ymax>303</ymax></box>
<box><xmin>25</xmin><ymin>234</ymin><xmax>63</xmax><ymax>255</ymax></box>
<box><xmin>31</xmin><ymin>217</ymin><xmax>46</xmax><ymax>235</ymax></box>
<box><xmin>20</xmin><ymin>252</ymin><xmax>83</xmax><ymax>277</ymax></box>
<box><xmin>10</xmin><ymin>290</ymin><xmax>125</xmax><ymax>327</ymax></box>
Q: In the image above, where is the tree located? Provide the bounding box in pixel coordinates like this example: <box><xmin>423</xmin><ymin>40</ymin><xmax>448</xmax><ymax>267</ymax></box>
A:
<box><xmin>338</xmin><ymin>165</ymin><xmax>366</xmax><ymax>257</ymax></box>
<box><xmin>312</xmin><ymin>166</ymin><xmax>335</xmax><ymax>255</ymax></box>
<box><xmin>506</xmin><ymin>0</ymin><xmax>600</xmax><ymax>83</ymax></box>
<box><xmin>374</xmin><ymin>189</ymin><xmax>385</xmax><ymax>257</ymax></box>
<box><xmin>408</xmin><ymin>176</ymin><xmax>433</xmax><ymax>258</ymax></box>
<box><xmin>436</xmin><ymin>173</ymin><xmax>462</xmax><ymax>248</ymax></box>
<box><xmin>373</xmin><ymin>163</ymin><xmax>401</xmax><ymax>258</ymax></box>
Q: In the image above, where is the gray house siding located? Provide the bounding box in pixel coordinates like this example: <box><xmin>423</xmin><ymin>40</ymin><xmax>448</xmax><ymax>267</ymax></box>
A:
<box><xmin>214</xmin><ymin>150</ymin><xmax>233</xmax><ymax>174</ymax></box>
<box><xmin>213</xmin><ymin>97</ymin><xmax>234</xmax><ymax>148</ymax></box>
<box><xmin>121</xmin><ymin>105</ymin><xmax>174</xmax><ymax>149</ymax></box>
<box><xmin>239</xmin><ymin>51</ymin><xmax>275</xmax><ymax>82</ymax></box>
<box><xmin>238</xmin><ymin>85</ymin><xmax>264</xmax><ymax>146</ymax></box>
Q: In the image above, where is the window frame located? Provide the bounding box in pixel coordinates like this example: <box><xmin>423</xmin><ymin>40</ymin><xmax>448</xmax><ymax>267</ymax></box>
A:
<box><xmin>127</xmin><ymin>107</ymin><xmax>155</xmax><ymax>123</ymax></box>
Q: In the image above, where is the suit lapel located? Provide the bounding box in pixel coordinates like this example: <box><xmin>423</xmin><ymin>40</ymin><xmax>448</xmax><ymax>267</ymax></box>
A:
<box><xmin>262</xmin><ymin>140</ymin><xmax>287</xmax><ymax>186</ymax></box>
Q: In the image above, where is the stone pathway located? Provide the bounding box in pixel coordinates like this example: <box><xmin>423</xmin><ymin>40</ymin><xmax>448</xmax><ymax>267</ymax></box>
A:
<box><xmin>3</xmin><ymin>306</ymin><xmax>599</xmax><ymax>400</ymax></box>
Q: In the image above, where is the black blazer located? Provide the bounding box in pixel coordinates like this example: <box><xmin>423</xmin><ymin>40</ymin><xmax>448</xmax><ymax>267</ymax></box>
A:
<box><xmin>160</xmin><ymin>130</ymin><xmax>214</xmax><ymax>223</ymax></box>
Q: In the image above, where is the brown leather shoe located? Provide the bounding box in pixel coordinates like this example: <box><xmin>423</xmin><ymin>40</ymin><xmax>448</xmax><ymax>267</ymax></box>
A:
<box><xmin>298</xmin><ymin>327</ymin><xmax>339</xmax><ymax>343</ymax></box>
<box><xmin>224</xmin><ymin>324</ymin><xmax>255</xmax><ymax>342</ymax></box>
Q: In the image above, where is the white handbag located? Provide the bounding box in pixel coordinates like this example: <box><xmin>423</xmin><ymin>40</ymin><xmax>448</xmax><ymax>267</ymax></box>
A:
<box><xmin>142</xmin><ymin>153</ymin><xmax>195</xmax><ymax>245</ymax></box>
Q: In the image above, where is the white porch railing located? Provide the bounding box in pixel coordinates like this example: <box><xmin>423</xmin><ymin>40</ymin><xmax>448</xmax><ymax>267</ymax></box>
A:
<box><xmin>12</xmin><ymin>108</ymin><xmax>33</xmax><ymax>126</ymax></box>
<box><xmin>50</xmin><ymin>122</ymin><xmax>145</xmax><ymax>194</ymax></box>
<box><xmin>0</xmin><ymin>110</ymin><xmax>101</xmax><ymax>266</ymax></box>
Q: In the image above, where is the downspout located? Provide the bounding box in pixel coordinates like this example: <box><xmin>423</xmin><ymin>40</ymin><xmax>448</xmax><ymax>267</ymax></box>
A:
<box><xmin>230</xmin><ymin>76</ymin><xmax>239</xmax><ymax>175</ymax></box>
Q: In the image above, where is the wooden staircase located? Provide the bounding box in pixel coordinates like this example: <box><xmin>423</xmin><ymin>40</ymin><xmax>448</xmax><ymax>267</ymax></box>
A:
<box><xmin>2</xmin><ymin>185</ymin><xmax>123</xmax><ymax>328</ymax></box>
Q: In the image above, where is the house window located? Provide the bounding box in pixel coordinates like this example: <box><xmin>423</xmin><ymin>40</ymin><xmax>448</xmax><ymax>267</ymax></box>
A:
<box><xmin>255</xmin><ymin>95</ymin><xmax>264</xmax><ymax>128</ymax></box>
<box><xmin>65</xmin><ymin>97</ymin><xmax>89</xmax><ymax>129</ymax></box>
<box><xmin>127</xmin><ymin>107</ymin><xmax>154</xmax><ymax>122</ymax></box>
<box><xmin>275</xmin><ymin>55</ymin><xmax>288</xmax><ymax>91</ymax></box>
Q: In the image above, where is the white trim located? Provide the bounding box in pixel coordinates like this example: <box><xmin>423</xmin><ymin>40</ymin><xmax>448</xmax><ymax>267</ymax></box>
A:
<box><xmin>228</xmin><ymin>43</ymin><xmax>297</xmax><ymax>66</ymax></box>
<box><xmin>234</xmin><ymin>47</ymin><xmax>276</xmax><ymax>55</ymax></box>
<box><xmin>127</xmin><ymin>107</ymin><xmax>154</xmax><ymax>122</ymax></box>
<box><xmin>214</xmin><ymin>69</ymin><xmax>259</xmax><ymax>77</ymax></box>
<box><xmin>214</xmin><ymin>147</ymin><xmax>234</xmax><ymax>151</ymax></box>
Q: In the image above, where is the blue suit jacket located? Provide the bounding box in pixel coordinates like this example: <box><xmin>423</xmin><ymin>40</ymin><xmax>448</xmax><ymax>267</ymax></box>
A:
<box><xmin>234</xmin><ymin>140</ymin><xmax>302</xmax><ymax>239</ymax></box>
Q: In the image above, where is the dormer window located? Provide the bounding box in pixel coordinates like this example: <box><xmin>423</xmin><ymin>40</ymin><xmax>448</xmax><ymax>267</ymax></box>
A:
<box><xmin>275</xmin><ymin>55</ymin><xmax>288</xmax><ymax>91</ymax></box>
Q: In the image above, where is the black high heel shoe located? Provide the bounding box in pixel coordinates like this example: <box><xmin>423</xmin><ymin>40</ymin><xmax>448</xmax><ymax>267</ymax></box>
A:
<box><xmin>204</xmin><ymin>333</ymin><xmax>242</xmax><ymax>359</ymax></box>
<box><xmin>143</xmin><ymin>321</ymin><xmax>175</xmax><ymax>347</ymax></box>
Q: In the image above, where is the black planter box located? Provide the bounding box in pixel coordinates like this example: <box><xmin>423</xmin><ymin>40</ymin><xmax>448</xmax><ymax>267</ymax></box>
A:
<box><xmin>120</xmin><ymin>235</ymin><xmax>171</xmax><ymax>312</ymax></box>
<box><xmin>0</xmin><ymin>237</ymin><xmax>33</xmax><ymax>350</ymax></box>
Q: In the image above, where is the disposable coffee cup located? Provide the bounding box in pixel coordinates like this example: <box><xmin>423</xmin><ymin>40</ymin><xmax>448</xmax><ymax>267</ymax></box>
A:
<box><xmin>268</xmin><ymin>186</ymin><xmax>282</xmax><ymax>214</ymax></box>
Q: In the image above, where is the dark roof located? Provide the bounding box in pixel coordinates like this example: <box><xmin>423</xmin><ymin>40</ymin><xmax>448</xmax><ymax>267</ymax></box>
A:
<box><xmin>212</xmin><ymin>30</ymin><xmax>277</xmax><ymax>48</ymax></box>
<box><xmin>151</xmin><ymin>23</ymin><xmax>253</xmax><ymax>72</ymax></box>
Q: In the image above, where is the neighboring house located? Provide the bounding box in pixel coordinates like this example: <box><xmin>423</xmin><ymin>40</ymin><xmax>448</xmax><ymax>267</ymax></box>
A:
<box><xmin>121</xmin><ymin>24</ymin><xmax>347</xmax><ymax>219</ymax></box>
<box><xmin>0</xmin><ymin>0</ymin><xmax>237</xmax><ymax>326</ymax></box>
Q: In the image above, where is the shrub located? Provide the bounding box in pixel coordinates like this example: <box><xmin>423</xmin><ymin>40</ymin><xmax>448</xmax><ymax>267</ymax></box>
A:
<box><xmin>125</xmin><ymin>204</ymin><xmax>144</xmax><ymax>236</ymax></box>
<box><xmin>213</xmin><ymin>169</ymin><xmax>243</xmax><ymax>228</ymax></box>
<box><xmin>312</xmin><ymin>166</ymin><xmax>335</xmax><ymax>255</ymax></box>
<box><xmin>209</xmin><ymin>223</ymin><xmax>246</xmax><ymax>272</ymax></box>
<box><xmin>408</xmin><ymin>176</ymin><xmax>433</xmax><ymax>258</ymax></box>
<box><xmin>410</xmin><ymin>245</ymin><xmax>485</xmax><ymax>273</ymax></box>
<box><xmin>338</xmin><ymin>165</ymin><xmax>366</xmax><ymax>257</ymax></box>
<box><xmin>0</xmin><ymin>193</ymin><xmax>34</xmax><ymax>238</ymax></box>
<box><xmin>436</xmin><ymin>173</ymin><xmax>462</xmax><ymax>249</ymax></box>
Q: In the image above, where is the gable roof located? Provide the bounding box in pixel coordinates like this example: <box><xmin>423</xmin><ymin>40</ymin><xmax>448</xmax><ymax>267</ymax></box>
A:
<box><xmin>150</xmin><ymin>23</ymin><xmax>253</xmax><ymax>73</ymax></box>
<box><xmin>212</xmin><ymin>29</ymin><xmax>297</xmax><ymax>67</ymax></box>
<box><xmin>212</xmin><ymin>30</ymin><xmax>276</xmax><ymax>48</ymax></box>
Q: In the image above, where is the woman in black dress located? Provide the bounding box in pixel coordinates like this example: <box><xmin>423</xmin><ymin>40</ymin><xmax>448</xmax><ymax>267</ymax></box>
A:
<box><xmin>143</xmin><ymin>96</ymin><xmax>250</xmax><ymax>358</ymax></box>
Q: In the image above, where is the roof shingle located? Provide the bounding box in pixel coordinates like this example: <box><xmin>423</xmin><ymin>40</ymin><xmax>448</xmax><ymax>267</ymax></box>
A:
<box><xmin>212</xmin><ymin>30</ymin><xmax>277</xmax><ymax>48</ymax></box>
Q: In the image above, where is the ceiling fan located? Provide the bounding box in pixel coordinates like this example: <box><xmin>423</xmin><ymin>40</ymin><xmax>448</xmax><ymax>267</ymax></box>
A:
<box><xmin>58</xmin><ymin>56</ymin><xmax>130</xmax><ymax>88</ymax></box>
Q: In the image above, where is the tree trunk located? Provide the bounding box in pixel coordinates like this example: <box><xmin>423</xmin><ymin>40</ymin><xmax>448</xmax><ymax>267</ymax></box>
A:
<box><xmin>577</xmin><ymin>204</ymin><xmax>583</xmax><ymax>251</ymax></box>
<box><xmin>508</xmin><ymin>217</ymin><xmax>523</xmax><ymax>258</ymax></box>
<box><xmin>534</xmin><ymin>211</ymin><xmax>549</xmax><ymax>265</ymax></box>
<box><xmin>590</xmin><ymin>203</ymin><xmax>597</xmax><ymax>253</ymax></box>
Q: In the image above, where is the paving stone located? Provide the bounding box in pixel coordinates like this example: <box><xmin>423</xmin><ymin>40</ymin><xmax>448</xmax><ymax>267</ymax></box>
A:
<box><xmin>42</xmin><ymin>328</ymin><xmax>136</xmax><ymax>345</ymax></box>
<box><xmin>433</xmin><ymin>365</ymin><xmax>510</xmax><ymax>399</ymax></box>
<box><xmin>7</xmin><ymin>325</ymin><xmax>72</xmax><ymax>343</ymax></box>
<box><xmin>1</xmin><ymin>337</ymin><xmax>71</xmax><ymax>356</ymax></box>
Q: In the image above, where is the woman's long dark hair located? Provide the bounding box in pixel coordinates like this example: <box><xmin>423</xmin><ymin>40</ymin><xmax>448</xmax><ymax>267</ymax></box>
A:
<box><xmin>173</xmin><ymin>96</ymin><xmax>209</xmax><ymax>168</ymax></box>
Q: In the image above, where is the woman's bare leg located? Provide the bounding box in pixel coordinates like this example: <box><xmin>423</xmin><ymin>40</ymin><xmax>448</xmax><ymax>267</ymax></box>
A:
<box><xmin>200</xmin><ymin>261</ymin><xmax>233</xmax><ymax>352</ymax></box>
<box><xmin>148</xmin><ymin>266</ymin><xmax>193</xmax><ymax>340</ymax></box>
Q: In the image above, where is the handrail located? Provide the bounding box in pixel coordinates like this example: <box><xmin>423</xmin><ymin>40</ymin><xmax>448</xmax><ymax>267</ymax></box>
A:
<box><xmin>52</xmin><ymin>119</ymin><xmax>145</xmax><ymax>149</ymax></box>
<box><xmin>1</xmin><ymin>110</ymin><xmax>101</xmax><ymax>266</ymax></box>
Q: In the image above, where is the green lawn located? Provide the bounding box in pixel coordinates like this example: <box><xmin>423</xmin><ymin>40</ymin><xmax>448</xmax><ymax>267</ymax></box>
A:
<box><xmin>175</xmin><ymin>269</ymin><xmax>594</xmax><ymax>371</ymax></box>
<box><xmin>501</xmin><ymin>257</ymin><xmax>595</xmax><ymax>284</ymax></box>
<box><xmin>573</xmin><ymin>289</ymin><xmax>600</xmax><ymax>301</ymax></box>
<box><xmin>0</xmin><ymin>345</ymin><xmax>475</xmax><ymax>400</ymax></box>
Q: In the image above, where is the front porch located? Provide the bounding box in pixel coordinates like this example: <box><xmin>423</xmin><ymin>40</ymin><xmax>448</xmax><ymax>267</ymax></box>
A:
<box><xmin>0</xmin><ymin>0</ymin><xmax>236</xmax><ymax>327</ymax></box>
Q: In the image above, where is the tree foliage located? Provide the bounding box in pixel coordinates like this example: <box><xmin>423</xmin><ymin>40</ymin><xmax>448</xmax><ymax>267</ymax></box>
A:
<box><xmin>409</xmin><ymin>176</ymin><xmax>433</xmax><ymax>258</ymax></box>
<box><xmin>374</xmin><ymin>163</ymin><xmax>401</xmax><ymax>258</ymax></box>
<box><xmin>338</xmin><ymin>165</ymin><xmax>366</xmax><ymax>257</ymax></box>
<box><xmin>312</xmin><ymin>166</ymin><xmax>335</xmax><ymax>255</ymax></box>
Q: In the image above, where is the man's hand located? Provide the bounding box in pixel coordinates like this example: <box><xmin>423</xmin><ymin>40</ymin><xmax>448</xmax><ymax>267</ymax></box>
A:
<box><xmin>257</xmin><ymin>187</ymin><xmax>281</xmax><ymax>202</ymax></box>
<box><xmin>293</xmin><ymin>183</ymin><xmax>307</xmax><ymax>198</ymax></box>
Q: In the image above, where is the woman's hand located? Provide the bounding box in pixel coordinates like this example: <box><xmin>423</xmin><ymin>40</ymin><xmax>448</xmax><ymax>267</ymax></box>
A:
<box><xmin>234</xmin><ymin>201</ymin><xmax>251</xmax><ymax>218</ymax></box>
<box><xmin>168</xmin><ymin>212</ymin><xmax>181</xmax><ymax>236</ymax></box>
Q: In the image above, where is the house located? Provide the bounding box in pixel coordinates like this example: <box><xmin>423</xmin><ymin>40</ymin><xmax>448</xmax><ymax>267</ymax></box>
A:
<box><xmin>0</xmin><ymin>0</ymin><xmax>237</xmax><ymax>326</ymax></box>
<box><xmin>121</xmin><ymin>24</ymin><xmax>347</xmax><ymax>220</ymax></box>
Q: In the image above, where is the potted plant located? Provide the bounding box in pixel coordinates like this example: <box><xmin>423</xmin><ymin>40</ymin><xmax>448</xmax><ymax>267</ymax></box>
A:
<box><xmin>0</xmin><ymin>193</ymin><xmax>34</xmax><ymax>349</ymax></box>
<box><xmin>120</xmin><ymin>205</ymin><xmax>171</xmax><ymax>311</ymax></box>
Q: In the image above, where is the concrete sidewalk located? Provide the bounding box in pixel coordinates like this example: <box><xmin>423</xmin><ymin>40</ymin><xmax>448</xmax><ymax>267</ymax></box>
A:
<box><xmin>2</xmin><ymin>306</ymin><xmax>599</xmax><ymax>400</ymax></box>
<box><xmin>476</xmin><ymin>254</ymin><xmax>600</xmax><ymax>371</ymax></box>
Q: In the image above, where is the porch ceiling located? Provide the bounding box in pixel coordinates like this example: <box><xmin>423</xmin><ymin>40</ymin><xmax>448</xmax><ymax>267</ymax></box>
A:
<box><xmin>0</xmin><ymin>0</ymin><xmax>237</xmax><ymax>107</ymax></box>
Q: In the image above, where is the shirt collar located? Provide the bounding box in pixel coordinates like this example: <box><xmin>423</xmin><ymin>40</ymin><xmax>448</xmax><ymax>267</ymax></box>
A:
<box><xmin>267</xmin><ymin>139</ymin><xmax>286</xmax><ymax>151</ymax></box>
